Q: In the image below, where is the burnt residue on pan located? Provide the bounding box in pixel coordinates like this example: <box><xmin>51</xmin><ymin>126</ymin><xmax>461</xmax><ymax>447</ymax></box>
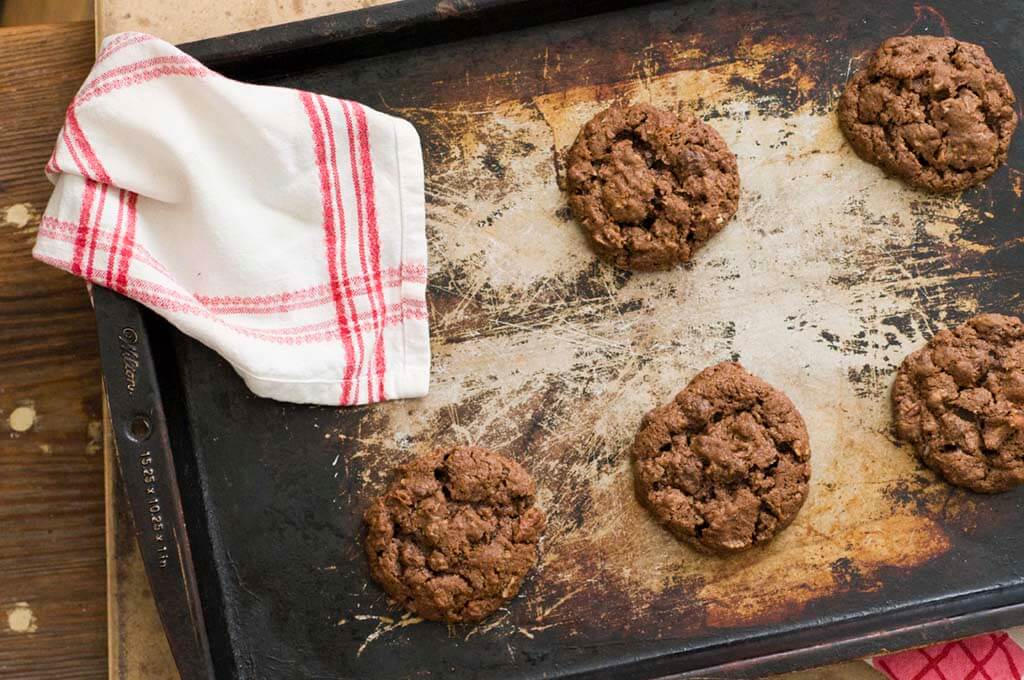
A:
<box><xmin>328</xmin><ymin>0</ymin><xmax>1024</xmax><ymax>647</ymax></box>
<box><xmin>172</xmin><ymin>0</ymin><xmax>1024</xmax><ymax>672</ymax></box>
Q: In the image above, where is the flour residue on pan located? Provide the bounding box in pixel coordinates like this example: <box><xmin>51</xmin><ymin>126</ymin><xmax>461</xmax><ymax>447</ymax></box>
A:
<box><xmin>349</xmin><ymin>36</ymin><xmax>993</xmax><ymax>642</ymax></box>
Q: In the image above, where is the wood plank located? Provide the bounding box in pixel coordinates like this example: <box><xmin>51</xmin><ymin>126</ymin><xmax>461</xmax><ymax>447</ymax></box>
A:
<box><xmin>0</xmin><ymin>21</ymin><xmax>107</xmax><ymax>680</ymax></box>
<box><xmin>1</xmin><ymin>1</ymin><xmax>94</xmax><ymax>26</ymax></box>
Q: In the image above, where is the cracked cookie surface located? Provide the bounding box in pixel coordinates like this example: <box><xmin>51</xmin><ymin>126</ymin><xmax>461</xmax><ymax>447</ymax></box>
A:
<box><xmin>631</xmin><ymin>362</ymin><xmax>811</xmax><ymax>554</ymax></box>
<box><xmin>364</xmin><ymin>446</ymin><xmax>546</xmax><ymax>622</ymax></box>
<box><xmin>838</xmin><ymin>35</ymin><xmax>1018</xmax><ymax>193</ymax></box>
<box><xmin>565</xmin><ymin>102</ymin><xmax>740</xmax><ymax>271</ymax></box>
<box><xmin>893</xmin><ymin>314</ymin><xmax>1024</xmax><ymax>493</ymax></box>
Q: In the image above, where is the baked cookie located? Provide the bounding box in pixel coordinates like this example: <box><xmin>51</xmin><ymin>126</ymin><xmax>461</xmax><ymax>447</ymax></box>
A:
<box><xmin>565</xmin><ymin>102</ymin><xmax>740</xmax><ymax>271</ymax></box>
<box><xmin>838</xmin><ymin>35</ymin><xmax>1018</xmax><ymax>193</ymax></box>
<box><xmin>632</xmin><ymin>362</ymin><xmax>811</xmax><ymax>553</ymax></box>
<box><xmin>892</xmin><ymin>314</ymin><xmax>1024</xmax><ymax>493</ymax></box>
<box><xmin>364</xmin><ymin>446</ymin><xmax>546</xmax><ymax>622</ymax></box>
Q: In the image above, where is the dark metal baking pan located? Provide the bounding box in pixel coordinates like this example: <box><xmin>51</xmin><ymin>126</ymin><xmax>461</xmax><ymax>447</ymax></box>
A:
<box><xmin>95</xmin><ymin>0</ymin><xmax>1024</xmax><ymax>677</ymax></box>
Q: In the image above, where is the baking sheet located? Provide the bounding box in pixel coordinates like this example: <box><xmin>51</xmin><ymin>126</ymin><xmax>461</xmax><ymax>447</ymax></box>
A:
<box><xmin>143</xmin><ymin>0</ymin><xmax>1024</xmax><ymax>676</ymax></box>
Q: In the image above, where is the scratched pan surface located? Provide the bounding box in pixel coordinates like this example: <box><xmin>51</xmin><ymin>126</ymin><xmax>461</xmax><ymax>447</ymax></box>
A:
<box><xmin>146</xmin><ymin>0</ymin><xmax>1024</xmax><ymax>677</ymax></box>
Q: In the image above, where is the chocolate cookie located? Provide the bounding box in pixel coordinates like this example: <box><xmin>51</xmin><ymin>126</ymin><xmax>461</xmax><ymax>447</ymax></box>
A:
<box><xmin>892</xmin><ymin>314</ymin><xmax>1024</xmax><ymax>493</ymax></box>
<box><xmin>838</xmin><ymin>35</ymin><xmax>1018</xmax><ymax>193</ymax></box>
<box><xmin>631</xmin><ymin>362</ymin><xmax>811</xmax><ymax>553</ymax></box>
<box><xmin>565</xmin><ymin>102</ymin><xmax>740</xmax><ymax>271</ymax></box>
<box><xmin>364</xmin><ymin>446</ymin><xmax>546</xmax><ymax>622</ymax></box>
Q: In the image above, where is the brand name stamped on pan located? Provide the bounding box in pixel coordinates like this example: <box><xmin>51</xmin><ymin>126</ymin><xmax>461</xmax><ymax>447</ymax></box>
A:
<box><xmin>119</xmin><ymin>327</ymin><xmax>140</xmax><ymax>394</ymax></box>
<box><xmin>138</xmin><ymin>451</ymin><xmax>169</xmax><ymax>569</ymax></box>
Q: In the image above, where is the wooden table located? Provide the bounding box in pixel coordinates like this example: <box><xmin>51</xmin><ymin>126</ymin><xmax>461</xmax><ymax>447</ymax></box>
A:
<box><xmin>0</xmin><ymin>22</ymin><xmax>107</xmax><ymax>680</ymax></box>
<box><xmin>0</xmin><ymin>9</ymin><xmax>877</xmax><ymax>679</ymax></box>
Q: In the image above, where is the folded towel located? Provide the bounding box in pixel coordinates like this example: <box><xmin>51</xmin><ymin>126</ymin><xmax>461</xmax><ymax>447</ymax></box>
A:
<box><xmin>34</xmin><ymin>32</ymin><xmax>429</xmax><ymax>406</ymax></box>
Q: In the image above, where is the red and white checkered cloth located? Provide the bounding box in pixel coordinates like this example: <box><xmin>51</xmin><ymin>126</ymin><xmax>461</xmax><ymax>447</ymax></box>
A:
<box><xmin>34</xmin><ymin>32</ymin><xmax>428</xmax><ymax>405</ymax></box>
<box><xmin>870</xmin><ymin>631</ymin><xmax>1024</xmax><ymax>679</ymax></box>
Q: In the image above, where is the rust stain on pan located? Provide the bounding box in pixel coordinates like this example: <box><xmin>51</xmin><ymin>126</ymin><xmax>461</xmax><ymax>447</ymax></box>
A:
<box><xmin>342</xmin><ymin>5</ymin><xmax>1016</xmax><ymax>647</ymax></box>
<box><xmin>700</xmin><ymin>515</ymin><xmax>950</xmax><ymax>627</ymax></box>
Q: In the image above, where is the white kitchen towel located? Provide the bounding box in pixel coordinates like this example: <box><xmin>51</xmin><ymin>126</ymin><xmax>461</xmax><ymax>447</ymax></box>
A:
<box><xmin>34</xmin><ymin>32</ymin><xmax>429</xmax><ymax>406</ymax></box>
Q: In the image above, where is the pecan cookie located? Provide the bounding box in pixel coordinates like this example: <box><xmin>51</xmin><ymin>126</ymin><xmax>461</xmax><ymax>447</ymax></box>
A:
<box><xmin>632</xmin><ymin>362</ymin><xmax>811</xmax><ymax>553</ymax></box>
<box><xmin>838</xmin><ymin>36</ymin><xmax>1018</xmax><ymax>193</ymax></box>
<box><xmin>565</xmin><ymin>102</ymin><xmax>740</xmax><ymax>270</ymax></box>
<box><xmin>364</xmin><ymin>446</ymin><xmax>546</xmax><ymax>622</ymax></box>
<box><xmin>893</xmin><ymin>314</ymin><xmax>1024</xmax><ymax>493</ymax></box>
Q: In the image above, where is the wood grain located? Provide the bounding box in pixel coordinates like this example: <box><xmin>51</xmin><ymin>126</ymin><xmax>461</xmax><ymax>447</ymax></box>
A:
<box><xmin>0</xmin><ymin>22</ymin><xmax>107</xmax><ymax>680</ymax></box>
<box><xmin>1</xmin><ymin>1</ymin><xmax>94</xmax><ymax>26</ymax></box>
